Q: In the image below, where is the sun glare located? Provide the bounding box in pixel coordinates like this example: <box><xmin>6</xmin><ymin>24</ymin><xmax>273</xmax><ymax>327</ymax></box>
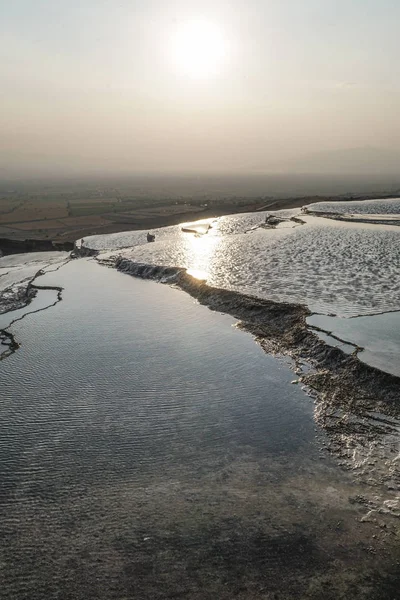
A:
<box><xmin>171</xmin><ymin>20</ymin><xmax>228</xmax><ymax>79</ymax></box>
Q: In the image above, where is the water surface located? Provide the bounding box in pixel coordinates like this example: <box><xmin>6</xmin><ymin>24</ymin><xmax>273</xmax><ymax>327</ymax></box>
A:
<box><xmin>2</xmin><ymin>259</ymin><xmax>398</xmax><ymax>599</ymax></box>
<box><xmin>307</xmin><ymin>197</ymin><xmax>400</xmax><ymax>215</ymax></box>
<box><xmin>308</xmin><ymin>311</ymin><xmax>400</xmax><ymax>377</ymax></box>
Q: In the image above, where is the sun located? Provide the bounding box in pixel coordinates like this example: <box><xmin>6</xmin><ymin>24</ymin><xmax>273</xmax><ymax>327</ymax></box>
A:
<box><xmin>170</xmin><ymin>20</ymin><xmax>228</xmax><ymax>79</ymax></box>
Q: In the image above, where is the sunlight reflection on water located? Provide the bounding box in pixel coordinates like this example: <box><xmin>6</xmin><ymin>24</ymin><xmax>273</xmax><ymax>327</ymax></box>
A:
<box><xmin>84</xmin><ymin>205</ymin><xmax>400</xmax><ymax>319</ymax></box>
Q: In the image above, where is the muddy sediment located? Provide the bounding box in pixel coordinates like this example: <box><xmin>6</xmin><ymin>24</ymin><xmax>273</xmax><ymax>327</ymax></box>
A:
<box><xmin>113</xmin><ymin>259</ymin><xmax>400</xmax><ymax>402</ymax></box>
<box><xmin>0</xmin><ymin>283</ymin><xmax>63</xmax><ymax>360</ymax></box>
<box><xmin>0</xmin><ymin>281</ymin><xmax>37</xmax><ymax>316</ymax></box>
<box><xmin>73</xmin><ymin>241</ymin><xmax>99</xmax><ymax>257</ymax></box>
<box><xmin>0</xmin><ymin>263</ymin><xmax>66</xmax><ymax>360</ymax></box>
<box><xmin>0</xmin><ymin>329</ymin><xmax>20</xmax><ymax>360</ymax></box>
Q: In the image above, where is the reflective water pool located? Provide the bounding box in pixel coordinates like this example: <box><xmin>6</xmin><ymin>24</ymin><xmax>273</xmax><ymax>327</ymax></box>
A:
<box><xmin>308</xmin><ymin>311</ymin><xmax>400</xmax><ymax>377</ymax></box>
<box><xmin>84</xmin><ymin>212</ymin><xmax>400</xmax><ymax>319</ymax></box>
<box><xmin>307</xmin><ymin>197</ymin><xmax>400</xmax><ymax>215</ymax></box>
<box><xmin>2</xmin><ymin>259</ymin><xmax>398</xmax><ymax>599</ymax></box>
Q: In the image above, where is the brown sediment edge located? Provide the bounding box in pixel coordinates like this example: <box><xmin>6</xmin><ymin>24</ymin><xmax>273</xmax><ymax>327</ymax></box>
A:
<box><xmin>110</xmin><ymin>259</ymin><xmax>400</xmax><ymax>515</ymax></box>
<box><xmin>0</xmin><ymin>257</ymin><xmax>71</xmax><ymax>319</ymax></box>
<box><xmin>73</xmin><ymin>242</ymin><xmax>99</xmax><ymax>258</ymax></box>
<box><xmin>0</xmin><ymin>282</ymin><xmax>37</xmax><ymax>318</ymax></box>
<box><xmin>307</xmin><ymin>323</ymin><xmax>362</xmax><ymax>351</ymax></box>
<box><xmin>0</xmin><ymin>284</ymin><xmax>63</xmax><ymax>360</ymax></box>
<box><xmin>0</xmin><ymin>329</ymin><xmax>20</xmax><ymax>361</ymax></box>
<box><xmin>0</xmin><ymin>282</ymin><xmax>36</xmax><ymax>359</ymax></box>
<box><xmin>112</xmin><ymin>258</ymin><xmax>400</xmax><ymax>434</ymax></box>
<box><xmin>0</xmin><ymin>260</ymin><xmax>68</xmax><ymax>360</ymax></box>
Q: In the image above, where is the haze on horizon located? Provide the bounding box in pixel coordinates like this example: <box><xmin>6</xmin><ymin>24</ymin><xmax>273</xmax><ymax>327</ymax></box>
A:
<box><xmin>1</xmin><ymin>0</ymin><xmax>400</xmax><ymax>179</ymax></box>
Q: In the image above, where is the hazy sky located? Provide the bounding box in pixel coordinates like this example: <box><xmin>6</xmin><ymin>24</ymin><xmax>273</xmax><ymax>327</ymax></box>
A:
<box><xmin>1</xmin><ymin>0</ymin><xmax>400</xmax><ymax>176</ymax></box>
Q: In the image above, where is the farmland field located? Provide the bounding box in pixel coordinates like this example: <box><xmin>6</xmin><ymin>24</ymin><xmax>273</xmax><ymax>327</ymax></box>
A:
<box><xmin>1</xmin><ymin>175</ymin><xmax>399</xmax><ymax>243</ymax></box>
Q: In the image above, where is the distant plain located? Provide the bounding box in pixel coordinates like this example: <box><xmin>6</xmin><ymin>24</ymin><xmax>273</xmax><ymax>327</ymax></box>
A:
<box><xmin>1</xmin><ymin>173</ymin><xmax>400</xmax><ymax>242</ymax></box>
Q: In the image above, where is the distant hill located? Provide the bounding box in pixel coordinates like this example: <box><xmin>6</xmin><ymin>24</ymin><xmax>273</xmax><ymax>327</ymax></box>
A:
<box><xmin>278</xmin><ymin>147</ymin><xmax>400</xmax><ymax>175</ymax></box>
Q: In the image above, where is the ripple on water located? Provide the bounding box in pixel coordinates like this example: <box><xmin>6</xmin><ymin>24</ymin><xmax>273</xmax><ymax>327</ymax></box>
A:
<box><xmin>1</xmin><ymin>261</ymin><xmax>318</xmax><ymax>496</ymax></box>
<box><xmin>1</xmin><ymin>260</ymin><xmax>400</xmax><ymax>598</ymax></box>
<box><xmin>109</xmin><ymin>222</ymin><xmax>400</xmax><ymax>317</ymax></box>
<box><xmin>307</xmin><ymin>197</ymin><xmax>400</xmax><ymax>215</ymax></box>
<box><xmin>85</xmin><ymin>206</ymin><xmax>400</xmax><ymax>317</ymax></box>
